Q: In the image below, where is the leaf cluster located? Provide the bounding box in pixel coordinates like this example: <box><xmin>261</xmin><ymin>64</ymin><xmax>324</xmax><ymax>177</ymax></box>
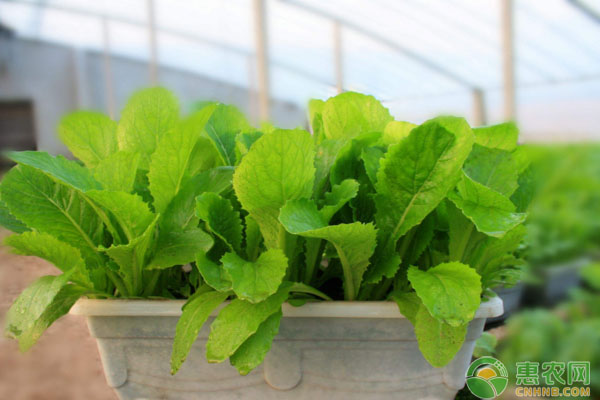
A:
<box><xmin>1</xmin><ymin>89</ymin><xmax>531</xmax><ymax>372</ymax></box>
<box><xmin>1</xmin><ymin>88</ymin><xmax>245</xmax><ymax>349</ymax></box>
<box><xmin>172</xmin><ymin>91</ymin><xmax>531</xmax><ymax>371</ymax></box>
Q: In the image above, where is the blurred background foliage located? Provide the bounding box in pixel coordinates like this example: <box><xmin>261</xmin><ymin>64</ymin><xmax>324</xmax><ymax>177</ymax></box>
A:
<box><xmin>524</xmin><ymin>144</ymin><xmax>600</xmax><ymax>268</ymax></box>
<box><xmin>499</xmin><ymin>264</ymin><xmax>600</xmax><ymax>394</ymax></box>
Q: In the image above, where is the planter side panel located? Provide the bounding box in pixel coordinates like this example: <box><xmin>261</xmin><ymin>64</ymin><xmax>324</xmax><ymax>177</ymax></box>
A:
<box><xmin>87</xmin><ymin>316</ymin><xmax>485</xmax><ymax>400</ymax></box>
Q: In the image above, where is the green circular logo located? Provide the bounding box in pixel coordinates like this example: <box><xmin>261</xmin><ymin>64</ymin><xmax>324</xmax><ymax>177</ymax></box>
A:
<box><xmin>466</xmin><ymin>357</ymin><xmax>509</xmax><ymax>399</ymax></box>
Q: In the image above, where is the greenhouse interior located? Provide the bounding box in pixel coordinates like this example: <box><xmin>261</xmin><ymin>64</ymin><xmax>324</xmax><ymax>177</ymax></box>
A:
<box><xmin>0</xmin><ymin>0</ymin><xmax>599</xmax><ymax>399</ymax></box>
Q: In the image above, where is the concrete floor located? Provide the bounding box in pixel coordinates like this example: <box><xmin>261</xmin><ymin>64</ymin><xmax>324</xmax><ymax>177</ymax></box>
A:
<box><xmin>0</xmin><ymin>228</ymin><xmax>117</xmax><ymax>400</ymax></box>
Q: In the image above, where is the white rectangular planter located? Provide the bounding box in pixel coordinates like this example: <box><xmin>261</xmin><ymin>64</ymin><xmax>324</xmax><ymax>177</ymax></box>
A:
<box><xmin>71</xmin><ymin>297</ymin><xmax>503</xmax><ymax>400</ymax></box>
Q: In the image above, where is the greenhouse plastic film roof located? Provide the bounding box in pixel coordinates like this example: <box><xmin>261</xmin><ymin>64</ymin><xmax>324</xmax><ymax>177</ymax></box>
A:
<box><xmin>1</xmin><ymin>0</ymin><xmax>599</xmax><ymax>139</ymax></box>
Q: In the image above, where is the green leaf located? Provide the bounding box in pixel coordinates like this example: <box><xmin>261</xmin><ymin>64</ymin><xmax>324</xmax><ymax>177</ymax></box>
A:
<box><xmin>406</xmin><ymin>214</ymin><xmax>436</xmax><ymax>265</ymax></box>
<box><xmin>321</xmin><ymin>92</ymin><xmax>392</xmax><ymax>140</ymax></box>
<box><xmin>0</xmin><ymin>199</ymin><xmax>29</xmax><ymax>233</ymax></box>
<box><xmin>408</xmin><ymin>262</ymin><xmax>481</xmax><ymax>327</ymax></box>
<box><xmin>206</xmin><ymin>281</ymin><xmax>292</xmax><ymax>363</ymax></box>
<box><xmin>93</xmin><ymin>151</ymin><xmax>140</xmax><ymax>192</ymax></box>
<box><xmin>313</xmin><ymin>139</ymin><xmax>345</xmax><ymax>195</ymax></box>
<box><xmin>260</xmin><ymin>122</ymin><xmax>277</xmax><ymax>134</ymax></box>
<box><xmin>160</xmin><ymin>166</ymin><xmax>234</xmax><ymax>232</ymax></box>
<box><xmin>244</xmin><ymin>215</ymin><xmax>262</xmax><ymax>261</ymax></box>
<box><xmin>17</xmin><ymin>284</ymin><xmax>87</xmax><ymax>352</ymax></box>
<box><xmin>329</xmin><ymin>132</ymin><xmax>381</xmax><ymax>185</ymax></box>
<box><xmin>510</xmin><ymin>165</ymin><xmax>536</xmax><ymax>213</ymax></box>
<box><xmin>375</xmin><ymin>117</ymin><xmax>474</xmax><ymax>243</ymax></box>
<box><xmin>1</xmin><ymin>165</ymin><xmax>104</xmax><ymax>264</ymax></box>
<box><xmin>149</xmin><ymin>228</ymin><xmax>213</xmax><ymax>269</ymax></box>
<box><xmin>133</xmin><ymin>170</ymin><xmax>152</xmax><ymax>203</ymax></box>
<box><xmin>447</xmin><ymin>200</ymin><xmax>476</xmax><ymax>262</ymax></box>
<box><xmin>170</xmin><ymin>290</ymin><xmax>229</xmax><ymax>374</ymax></box>
<box><xmin>5</xmin><ymin>231</ymin><xmax>93</xmax><ymax>288</ymax></box>
<box><xmin>6</xmin><ymin>151</ymin><xmax>102</xmax><ymax>192</ymax></box>
<box><xmin>148</xmin><ymin>108</ymin><xmax>215</xmax><ymax>214</ymax></box>
<box><xmin>308</xmin><ymin>98</ymin><xmax>325</xmax><ymax>142</ymax></box>
<box><xmin>472</xmin><ymin>225</ymin><xmax>526</xmax><ymax>271</ymax></box>
<box><xmin>195</xmin><ymin>252</ymin><xmax>232</xmax><ymax>292</ymax></box>
<box><xmin>383</xmin><ymin>120</ymin><xmax>416</xmax><ymax>145</ymax></box>
<box><xmin>473</xmin><ymin>332</ymin><xmax>498</xmax><ymax>358</ymax></box>
<box><xmin>390</xmin><ymin>291</ymin><xmax>421</xmax><ymax>324</ymax></box>
<box><xmin>414</xmin><ymin>304</ymin><xmax>468</xmax><ymax>367</ymax></box>
<box><xmin>86</xmin><ymin>191</ymin><xmax>155</xmax><ymax>242</ymax></box>
<box><xmin>511</xmin><ymin>146</ymin><xmax>532</xmax><ymax>174</ymax></box>
<box><xmin>279</xmin><ymin>199</ymin><xmax>376</xmax><ymax>300</ymax></box>
<box><xmin>320</xmin><ymin>179</ymin><xmax>359</xmax><ymax>222</ymax></box>
<box><xmin>327</xmin><ymin>134</ymin><xmax>379</xmax><ymax>224</ymax></box>
<box><xmin>364</xmin><ymin>254</ymin><xmax>402</xmax><ymax>285</ymax></box>
<box><xmin>279</xmin><ymin>199</ymin><xmax>328</xmax><ymax>234</ymax></box>
<box><xmin>235</xmin><ymin>131</ymin><xmax>263</xmax><ymax>163</ymax></box>
<box><xmin>221</xmin><ymin>249</ymin><xmax>288</xmax><ymax>303</ymax></box>
<box><xmin>58</xmin><ymin>111</ymin><xmax>118</xmax><ymax>168</ymax></box>
<box><xmin>233</xmin><ymin>129</ymin><xmax>315</xmax><ymax>248</ymax></box>
<box><xmin>196</xmin><ymin>193</ymin><xmax>242</xmax><ymax>253</ymax></box>
<box><xmin>463</xmin><ymin>144</ymin><xmax>518</xmax><ymax>196</ymax></box>
<box><xmin>102</xmin><ymin>216</ymin><xmax>159</xmax><ymax>295</ymax></box>
<box><xmin>371</xmin><ymin>117</ymin><xmax>474</xmax><ymax>280</ymax></box>
<box><xmin>449</xmin><ymin>173</ymin><xmax>527</xmax><ymax>238</ymax></box>
<box><xmin>230</xmin><ymin>310</ymin><xmax>282</xmax><ymax>375</ymax></box>
<box><xmin>4</xmin><ymin>274</ymin><xmax>72</xmax><ymax>351</ymax></box>
<box><xmin>473</xmin><ymin>122</ymin><xmax>518</xmax><ymax>151</ymax></box>
<box><xmin>470</xmin><ymin>225</ymin><xmax>527</xmax><ymax>290</ymax></box>
<box><xmin>203</xmin><ymin>104</ymin><xmax>252</xmax><ymax>165</ymax></box>
<box><xmin>361</xmin><ymin>146</ymin><xmax>384</xmax><ymax>186</ymax></box>
<box><xmin>192</xmin><ymin>101</ymin><xmax>216</xmax><ymax>112</ymax></box>
<box><xmin>187</xmin><ymin>137</ymin><xmax>223</xmax><ymax>177</ymax></box>
<box><xmin>117</xmin><ymin>87</ymin><xmax>179</xmax><ymax>169</ymax></box>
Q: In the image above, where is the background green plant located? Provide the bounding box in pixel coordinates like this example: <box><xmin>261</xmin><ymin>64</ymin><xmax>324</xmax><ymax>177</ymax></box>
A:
<box><xmin>497</xmin><ymin>264</ymin><xmax>600</xmax><ymax>394</ymax></box>
<box><xmin>522</xmin><ymin>144</ymin><xmax>600</xmax><ymax>268</ymax></box>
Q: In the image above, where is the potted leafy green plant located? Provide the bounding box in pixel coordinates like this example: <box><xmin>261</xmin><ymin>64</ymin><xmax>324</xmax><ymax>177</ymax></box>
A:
<box><xmin>2</xmin><ymin>89</ymin><xmax>530</xmax><ymax>400</ymax></box>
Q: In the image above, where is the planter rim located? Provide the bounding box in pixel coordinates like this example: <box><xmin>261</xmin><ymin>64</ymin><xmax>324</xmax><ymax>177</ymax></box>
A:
<box><xmin>71</xmin><ymin>296</ymin><xmax>503</xmax><ymax>319</ymax></box>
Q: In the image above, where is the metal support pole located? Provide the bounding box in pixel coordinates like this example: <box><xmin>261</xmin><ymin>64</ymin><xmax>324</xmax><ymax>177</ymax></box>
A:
<box><xmin>472</xmin><ymin>89</ymin><xmax>486</xmax><ymax>126</ymax></box>
<box><xmin>333</xmin><ymin>20</ymin><xmax>343</xmax><ymax>94</ymax></box>
<box><xmin>101</xmin><ymin>17</ymin><xmax>116</xmax><ymax>119</ymax></box>
<box><xmin>567</xmin><ymin>0</ymin><xmax>600</xmax><ymax>25</ymax></box>
<box><xmin>72</xmin><ymin>49</ymin><xmax>89</xmax><ymax>108</ymax></box>
<box><xmin>147</xmin><ymin>0</ymin><xmax>158</xmax><ymax>85</ymax></box>
<box><xmin>281</xmin><ymin>0</ymin><xmax>475</xmax><ymax>89</ymax></box>
<box><xmin>0</xmin><ymin>0</ymin><xmax>348</xmax><ymax>89</ymax></box>
<box><xmin>247</xmin><ymin>55</ymin><xmax>259</xmax><ymax>125</ymax></box>
<box><xmin>501</xmin><ymin>0</ymin><xmax>516</xmax><ymax>120</ymax></box>
<box><xmin>253</xmin><ymin>0</ymin><xmax>270</xmax><ymax>121</ymax></box>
